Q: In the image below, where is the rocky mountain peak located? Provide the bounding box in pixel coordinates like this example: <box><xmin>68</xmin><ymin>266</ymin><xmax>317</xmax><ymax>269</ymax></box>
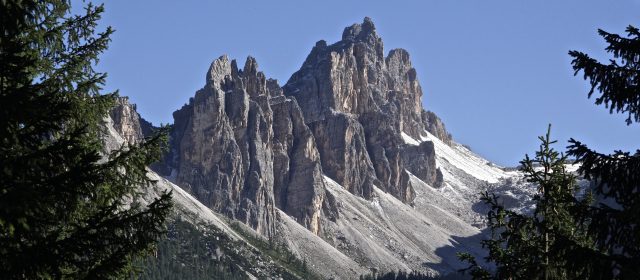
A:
<box><xmin>109</xmin><ymin>18</ymin><xmax>520</xmax><ymax>277</ymax></box>
<box><xmin>205</xmin><ymin>55</ymin><xmax>232</xmax><ymax>88</ymax></box>
<box><xmin>162</xmin><ymin>54</ymin><xmax>331</xmax><ymax>236</ymax></box>
<box><xmin>280</xmin><ymin>17</ymin><xmax>451</xmax><ymax>202</ymax></box>
<box><xmin>243</xmin><ymin>56</ymin><xmax>259</xmax><ymax>75</ymax></box>
<box><xmin>155</xmin><ymin>17</ymin><xmax>453</xmax><ymax>238</ymax></box>
<box><xmin>341</xmin><ymin>16</ymin><xmax>378</xmax><ymax>43</ymax></box>
<box><xmin>283</xmin><ymin>18</ymin><xmax>441</xmax><ymax>140</ymax></box>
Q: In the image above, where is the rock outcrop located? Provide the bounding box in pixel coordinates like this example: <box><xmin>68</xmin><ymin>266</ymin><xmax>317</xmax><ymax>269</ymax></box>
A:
<box><xmin>163</xmin><ymin>56</ymin><xmax>328</xmax><ymax>235</ymax></box>
<box><xmin>309</xmin><ymin>111</ymin><xmax>378</xmax><ymax>199</ymax></box>
<box><xmin>153</xmin><ymin>17</ymin><xmax>454</xmax><ymax>235</ymax></box>
<box><xmin>154</xmin><ymin>17</ymin><xmax>452</xmax><ymax>236</ymax></box>
<box><xmin>110</xmin><ymin>96</ymin><xmax>154</xmax><ymax>144</ymax></box>
<box><xmin>423</xmin><ymin>110</ymin><xmax>452</xmax><ymax>146</ymax></box>
<box><xmin>283</xmin><ymin>17</ymin><xmax>445</xmax><ymax>202</ymax></box>
<box><xmin>107</xmin><ymin>18</ymin><xmax>532</xmax><ymax>277</ymax></box>
<box><xmin>270</xmin><ymin>97</ymin><xmax>327</xmax><ymax>233</ymax></box>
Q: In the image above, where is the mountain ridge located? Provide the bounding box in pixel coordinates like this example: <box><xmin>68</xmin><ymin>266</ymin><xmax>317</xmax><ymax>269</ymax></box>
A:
<box><xmin>108</xmin><ymin>18</ymin><xmax>535</xmax><ymax>278</ymax></box>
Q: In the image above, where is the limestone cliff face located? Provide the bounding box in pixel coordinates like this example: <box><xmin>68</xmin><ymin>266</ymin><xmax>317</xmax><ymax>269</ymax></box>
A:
<box><xmin>309</xmin><ymin>110</ymin><xmax>378</xmax><ymax>199</ymax></box>
<box><xmin>166</xmin><ymin>56</ymin><xmax>327</xmax><ymax>235</ymax></box>
<box><xmin>283</xmin><ymin>17</ymin><xmax>446</xmax><ymax>202</ymax></box>
<box><xmin>270</xmin><ymin>97</ymin><xmax>326</xmax><ymax>233</ymax></box>
<box><xmin>422</xmin><ymin>110</ymin><xmax>453</xmax><ymax>146</ymax></box>
<box><xmin>153</xmin><ymin>17</ymin><xmax>452</xmax><ymax>235</ymax></box>
<box><xmin>106</xmin><ymin>18</ymin><xmax>515</xmax><ymax>277</ymax></box>
<box><xmin>110</xmin><ymin>97</ymin><xmax>153</xmax><ymax>144</ymax></box>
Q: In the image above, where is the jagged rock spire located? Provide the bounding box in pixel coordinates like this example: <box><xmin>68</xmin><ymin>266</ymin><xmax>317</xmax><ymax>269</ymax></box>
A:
<box><xmin>283</xmin><ymin>17</ymin><xmax>448</xmax><ymax>202</ymax></box>
<box><xmin>163</xmin><ymin>55</ymin><xmax>330</xmax><ymax>236</ymax></box>
<box><xmin>342</xmin><ymin>16</ymin><xmax>378</xmax><ymax>42</ymax></box>
<box><xmin>158</xmin><ymin>18</ymin><xmax>451</xmax><ymax>235</ymax></box>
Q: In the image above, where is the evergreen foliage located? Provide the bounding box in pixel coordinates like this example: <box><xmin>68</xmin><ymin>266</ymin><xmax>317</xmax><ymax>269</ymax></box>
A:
<box><xmin>458</xmin><ymin>127</ymin><xmax>592</xmax><ymax>279</ymax></box>
<box><xmin>138</xmin><ymin>216</ymin><xmax>323</xmax><ymax>280</ymax></box>
<box><xmin>459</xmin><ymin>25</ymin><xmax>640</xmax><ymax>280</ymax></box>
<box><xmin>568</xmin><ymin>26</ymin><xmax>640</xmax><ymax>125</ymax></box>
<box><xmin>228</xmin><ymin>222</ymin><xmax>324</xmax><ymax>280</ymax></box>
<box><xmin>567</xmin><ymin>25</ymin><xmax>640</xmax><ymax>278</ymax></box>
<box><xmin>359</xmin><ymin>270</ymin><xmax>461</xmax><ymax>280</ymax></box>
<box><xmin>0</xmin><ymin>1</ymin><xmax>172</xmax><ymax>278</ymax></box>
<box><xmin>137</xmin><ymin>219</ymin><xmax>247</xmax><ymax>280</ymax></box>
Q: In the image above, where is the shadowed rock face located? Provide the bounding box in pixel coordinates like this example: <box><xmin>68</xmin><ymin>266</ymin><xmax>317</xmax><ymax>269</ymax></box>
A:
<box><xmin>164</xmin><ymin>56</ymin><xmax>328</xmax><ymax>236</ymax></box>
<box><xmin>283</xmin><ymin>17</ymin><xmax>446</xmax><ymax>202</ymax></box>
<box><xmin>309</xmin><ymin>110</ymin><xmax>378</xmax><ymax>199</ymax></box>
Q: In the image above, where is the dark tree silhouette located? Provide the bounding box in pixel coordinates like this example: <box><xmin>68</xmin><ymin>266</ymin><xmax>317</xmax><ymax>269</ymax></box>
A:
<box><xmin>459</xmin><ymin>25</ymin><xmax>640</xmax><ymax>279</ymax></box>
<box><xmin>567</xmin><ymin>25</ymin><xmax>640</xmax><ymax>279</ymax></box>
<box><xmin>0</xmin><ymin>1</ymin><xmax>172</xmax><ymax>278</ymax></box>
<box><xmin>459</xmin><ymin>127</ymin><xmax>592</xmax><ymax>279</ymax></box>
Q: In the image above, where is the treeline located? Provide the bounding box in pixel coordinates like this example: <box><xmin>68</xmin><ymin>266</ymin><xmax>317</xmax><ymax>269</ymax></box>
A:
<box><xmin>228</xmin><ymin>221</ymin><xmax>323</xmax><ymax>280</ymax></box>
<box><xmin>360</xmin><ymin>270</ymin><xmax>467</xmax><ymax>280</ymax></box>
<box><xmin>136</xmin><ymin>219</ymin><xmax>246</xmax><ymax>280</ymax></box>
<box><xmin>136</xmin><ymin>217</ymin><xmax>322</xmax><ymax>280</ymax></box>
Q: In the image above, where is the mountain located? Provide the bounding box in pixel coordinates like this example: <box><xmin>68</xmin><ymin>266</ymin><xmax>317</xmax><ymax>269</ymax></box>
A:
<box><xmin>107</xmin><ymin>18</ymin><xmax>539</xmax><ymax>279</ymax></box>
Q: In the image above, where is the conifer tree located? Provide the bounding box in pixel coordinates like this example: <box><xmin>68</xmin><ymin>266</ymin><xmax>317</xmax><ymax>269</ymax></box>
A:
<box><xmin>567</xmin><ymin>25</ymin><xmax>640</xmax><ymax>279</ymax></box>
<box><xmin>459</xmin><ymin>126</ymin><xmax>592</xmax><ymax>279</ymax></box>
<box><xmin>0</xmin><ymin>1</ymin><xmax>172</xmax><ymax>278</ymax></box>
<box><xmin>459</xmin><ymin>25</ymin><xmax>640</xmax><ymax>280</ymax></box>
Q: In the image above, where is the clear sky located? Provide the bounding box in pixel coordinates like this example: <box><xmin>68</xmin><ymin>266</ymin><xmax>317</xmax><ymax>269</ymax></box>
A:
<box><xmin>75</xmin><ymin>0</ymin><xmax>640</xmax><ymax>166</ymax></box>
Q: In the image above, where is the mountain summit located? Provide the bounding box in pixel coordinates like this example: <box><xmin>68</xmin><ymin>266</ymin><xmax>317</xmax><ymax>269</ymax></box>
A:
<box><xmin>111</xmin><ymin>18</ymin><xmax>528</xmax><ymax>277</ymax></box>
<box><xmin>284</xmin><ymin>17</ymin><xmax>452</xmax><ymax>205</ymax></box>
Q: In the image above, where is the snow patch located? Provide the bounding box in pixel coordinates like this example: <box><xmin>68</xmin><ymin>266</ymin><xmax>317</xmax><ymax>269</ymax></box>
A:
<box><xmin>422</xmin><ymin>131</ymin><xmax>507</xmax><ymax>183</ymax></box>
<box><xmin>401</xmin><ymin>132</ymin><xmax>421</xmax><ymax>146</ymax></box>
<box><xmin>404</xmin><ymin>130</ymin><xmax>507</xmax><ymax>183</ymax></box>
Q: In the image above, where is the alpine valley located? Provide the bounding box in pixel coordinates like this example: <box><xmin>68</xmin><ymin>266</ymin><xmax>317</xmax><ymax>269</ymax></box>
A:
<box><xmin>106</xmin><ymin>18</ymin><xmax>540</xmax><ymax>279</ymax></box>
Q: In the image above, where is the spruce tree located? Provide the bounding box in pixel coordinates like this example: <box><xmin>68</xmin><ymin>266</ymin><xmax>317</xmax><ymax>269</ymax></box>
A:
<box><xmin>459</xmin><ymin>126</ymin><xmax>592</xmax><ymax>279</ymax></box>
<box><xmin>0</xmin><ymin>1</ymin><xmax>172</xmax><ymax>278</ymax></box>
<box><xmin>459</xmin><ymin>25</ymin><xmax>640</xmax><ymax>279</ymax></box>
<box><xmin>567</xmin><ymin>25</ymin><xmax>640</xmax><ymax>278</ymax></box>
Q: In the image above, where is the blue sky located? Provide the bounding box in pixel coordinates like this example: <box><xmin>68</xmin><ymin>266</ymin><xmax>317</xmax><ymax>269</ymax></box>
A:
<box><xmin>76</xmin><ymin>1</ymin><xmax>640</xmax><ymax>166</ymax></box>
